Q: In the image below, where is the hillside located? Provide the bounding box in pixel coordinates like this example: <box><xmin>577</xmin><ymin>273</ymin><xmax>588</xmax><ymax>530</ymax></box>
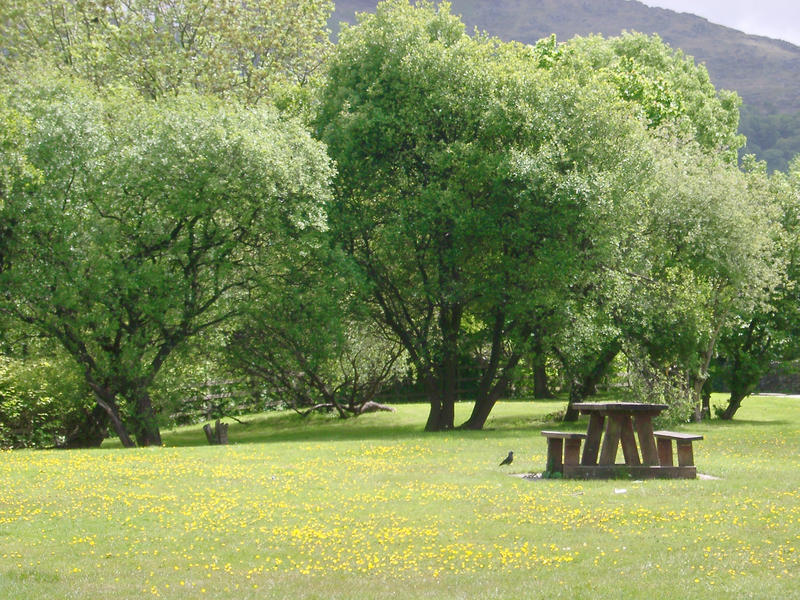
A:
<box><xmin>331</xmin><ymin>0</ymin><xmax>800</xmax><ymax>170</ymax></box>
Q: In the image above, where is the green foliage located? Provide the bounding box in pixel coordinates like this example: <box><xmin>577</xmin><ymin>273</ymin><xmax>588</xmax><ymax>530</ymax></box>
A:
<box><xmin>622</xmin><ymin>346</ymin><xmax>695</xmax><ymax>427</ymax></box>
<box><xmin>1</xmin><ymin>0</ymin><xmax>791</xmax><ymax>437</ymax></box>
<box><xmin>622</xmin><ymin>141</ymin><xmax>780</xmax><ymax>418</ymax></box>
<box><xmin>0</xmin><ymin>97</ymin><xmax>39</xmax><ymax>213</ymax></box>
<box><xmin>712</xmin><ymin>156</ymin><xmax>800</xmax><ymax>417</ymax></box>
<box><xmin>0</xmin><ymin>76</ymin><xmax>333</xmax><ymax>445</ymax></box>
<box><xmin>148</xmin><ymin>336</ymin><xmax>266</xmax><ymax>426</ymax></box>
<box><xmin>0</xmin><ymin>353</ymin><xmax>97</xmax><ymax>448</ymax></box>
<box><xmin>0</xmin><ymin>0</ymin><xmax>333</xmax><ymax>110</ymax></box>
<box><xmin>541</xmin><ymin>32</ymin><xmax>744</xmax><ymax>161</ymax></box>
<box><xmin>225</xmin><ymin>244</ymin><xmax>405</xmax><ymax>417</ymax></box>
<box><xmin>520</xmin><ymin>31</ymin><xmax>765</xmax><ymax>417</ymax></box>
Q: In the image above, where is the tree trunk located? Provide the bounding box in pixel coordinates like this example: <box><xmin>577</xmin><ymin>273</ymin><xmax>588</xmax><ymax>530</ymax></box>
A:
<box><xmin>460</xmin><ymin>312</ymin><xmax>506</xmax><ymax>430</ymax></box>
<box><xmin>691</xmin><ymin>373</ymin><xmax>710</xmax><ymax>421</ymax></box>
<box><xmin>461</xmin><ymin>352</ymin><xmax>522</xmax><ymax>430</ymax></box>
<box><xmin>424</xmin><ymin>396</ymin><xmax>455</xmax><ymax>431</ymax></box>
<box><xmin>425</xmin><ymin>304</ymin><xmax>461</xmax><ymax>431</ymax></box>
<box><xmin>720</xmin><ymin>391</ymin><xmax>746</xmax><ymax>420</ymax></box>
<box><xmin>427</xmin><ymin>360</ymin><xmax>457</xmax><ymax>431</ymax></box>
<box><xmin>692</xmin><ymin>322</ymin><xmax>723</xmax><ymax>422</ymax></box>
<box><xmin>423</xmin><ymin>374</ymin><xmax>444</xmax><ymax>432</ymax></box>
<box><xmin>701</xmin><ymin>382</ymin><xmax>711</xmax><ymax>419</ymax></box>
<box><xmin>133</xmin><ymin>390</ymin><xmax>162</xmax><ymax>447</ymax></box>
<box><xmin>460</xmin><ymin>374</ymin><xmax>510</xmax><ymax>430</ymax></box>
<box><xmin>440</xmin><ymin>347</ymin><xmax>458</xmax><ymax>430</ymax></box>
<box><xmin>533</xmin><ymin>362</ymin><xmax>554</xmax><ymax>399</ymax></box>
<box><xmin>563</xmin><ymin>395</ymin><xmax>581</xmax><ymax>422</ymax></box>
<box><xmin>563</xmin><ymin>340</ymin><xmax>621</xmax><ymax>422</ymax></box>
<box><xmin>89</xmin><ymin>385</ymin><xmax>136</xmax><ymax>448</ymax></box>
<box><xmin>440</xmin><ymin>396</ymin><xmax>455</xmax><ymax>431</ymax></box>
<box><xmin>424</xmin><ymin>370</ymin><xmax>457</xmax><ymax>431</ymax></box>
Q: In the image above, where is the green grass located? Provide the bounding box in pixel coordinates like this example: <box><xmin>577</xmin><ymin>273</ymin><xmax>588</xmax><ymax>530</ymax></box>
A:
<box><xmin>1</xmin><ymin>394</ymin><xmax>798</xmax><ymax>599</ymax></box>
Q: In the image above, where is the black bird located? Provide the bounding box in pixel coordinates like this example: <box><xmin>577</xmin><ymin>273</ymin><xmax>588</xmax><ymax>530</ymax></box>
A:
<box><xmin>499</xmin><ymin>451</ymin><xmax>514</xmax><ymax>466</ymax></box>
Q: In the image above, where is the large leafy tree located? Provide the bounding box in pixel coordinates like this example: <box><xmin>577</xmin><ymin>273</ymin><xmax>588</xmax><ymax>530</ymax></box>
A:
<box><xmin>530</xmin><ymin>32</ymin><xmax>756</xmax><ymax>418</ymax></box>
<box><xmin>0</xmin><ymin>78</ymin><xmax>332</xmax><ymax>446</ymax></box>
<box><xmin>628</xmin><ymin>142</ymin><xmax>779</xmax><ymax>420</ymax></box>
<box><xmin>0</xmin><ymin>0</ymin><xmax>333</xmax><ymax>108</ymax></box>
<box><xmin>713</xmin><ymin>156</ymin><xmax>800</xmax><ymax>419</ymax></box>
<box><xmin>317</xmin><ymin>0</ymin><xmax>653</xmax><ymax>430</ymax></box>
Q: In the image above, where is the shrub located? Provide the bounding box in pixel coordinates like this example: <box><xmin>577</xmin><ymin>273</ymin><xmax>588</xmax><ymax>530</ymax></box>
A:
<box><xmin>624</xmin><ymin>349</ymin><xmax>695</xmax><ymax>427</ymax></box>
<box><xmin>0</xmin><ymin>354</ymin><xmax>104</xmax><ymax>448</ymax></box>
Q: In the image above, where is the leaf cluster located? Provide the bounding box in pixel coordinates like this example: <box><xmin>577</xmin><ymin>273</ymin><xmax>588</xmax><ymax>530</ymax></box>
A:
<box><xmin>0</xmin><ymin>0</ymin><xmax>333</xmax><ymax>110</ymax></box>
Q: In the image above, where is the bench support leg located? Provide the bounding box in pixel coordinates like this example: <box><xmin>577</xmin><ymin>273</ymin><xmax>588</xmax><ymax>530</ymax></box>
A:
<box><xmin>634</xmin><ymin>415</ymin><xmax>659</xmax><ymax>465</ymax></box>
<box><xmin>546</xmin><ymin>438</ymin><xmax>564</xmax><ymax>474</ymax></box>
<box><xmin>564</xmin><ymin>438</ymin><xmax>582</xmax><ymax>467</ymax></box>
<box><xmin>676</xmin><ymin>440</ymin><xmax>695</xmax><ymax>467</ymax></box>
<box><xmin>657</xmin><ymin>438</ymin><xmax>674</xmax><ymax>467</ymax></box>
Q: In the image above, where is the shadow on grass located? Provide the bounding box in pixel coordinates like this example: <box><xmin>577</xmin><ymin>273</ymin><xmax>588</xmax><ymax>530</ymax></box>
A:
<box><xmin>158</xmin><ymin>403</ymin><xmax>567</xmax><ymax>448</ymax></box>
<box><xmin>701</xmin><ymin>418</ymin><xmax>792</xmax><ymax>427</ymax></box>
<box><xmin>120</xmin><ymin>396</ymin><xmax>792</xmax><ymax>450</ymax></box>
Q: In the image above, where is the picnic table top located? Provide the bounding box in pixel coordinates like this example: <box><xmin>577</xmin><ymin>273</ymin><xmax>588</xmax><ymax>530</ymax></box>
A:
<box><xmin>571</xmin><ymin>402</ymin><xmax>668</xmax><ymax>412</ymax></box>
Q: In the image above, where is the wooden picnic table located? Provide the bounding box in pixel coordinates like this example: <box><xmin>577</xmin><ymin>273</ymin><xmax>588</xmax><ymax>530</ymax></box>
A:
<box><xmin>562</xmin><ymin>402</ymin><xmax>699</xmax><ymax>479</ymax></box>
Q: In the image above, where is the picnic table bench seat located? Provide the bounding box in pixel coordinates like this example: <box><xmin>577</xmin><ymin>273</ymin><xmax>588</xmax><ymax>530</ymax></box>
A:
<box><xmin>653</xmin><ymin>431</ymin><xmax>703</xmax><ymax>467</ymax></box>
<box><xmin>541</xmin><ymin>431</ymin><xmax>587</xmax><ymax>474</ymax></box>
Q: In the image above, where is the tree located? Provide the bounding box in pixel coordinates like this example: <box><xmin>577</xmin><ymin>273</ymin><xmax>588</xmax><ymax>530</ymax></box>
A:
<box><xmin>317</xmin><ymin>0</ymin><xmax>655</xmax><ymax>430</ymax></box>
<box><xmin>225</xmin><ymin>245</ymin><xmax>404</xmax><ymax>418</ymax></box>
<box><xmin>0</xmin><ymin>77</ymin><xmax>332</xmax><ymax>446</ymax></box>
<box><xmin>0</xmin><ymin>0</ymin><xmax>333</xmax><ymax>109</ymax></box>
<box><xmin>636</xmin><ymin>143</ymin><xmax>779</xmax><ymax>420</ymax></box>
<box><xmin>526</xmin><ymin>32</ymin><xmax>754</xmax><ymax>419</ymax></box>
<box><xmin>714</xmin><ymin>156</ymin><xmax>800</xmax><ymax>419</ymax></box>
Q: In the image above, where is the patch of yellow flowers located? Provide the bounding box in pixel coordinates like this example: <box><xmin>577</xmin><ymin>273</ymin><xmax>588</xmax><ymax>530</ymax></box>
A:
<box><xmin>1</xmin><ymin>437</ymin><xmax>798</xmax><ymax>595</ymax></box>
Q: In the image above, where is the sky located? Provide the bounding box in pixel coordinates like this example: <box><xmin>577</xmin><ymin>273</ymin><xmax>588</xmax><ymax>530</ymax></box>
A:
<box><xmin>639</xmin><ymin>0</ymin><xmax>800</xmax><ymax>46</ymax></box>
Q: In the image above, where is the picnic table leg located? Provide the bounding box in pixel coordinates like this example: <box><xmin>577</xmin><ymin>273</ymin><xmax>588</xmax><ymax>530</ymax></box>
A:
<box><xmin>581</xmin><ymin>413</ymin><xmax>604</xmax><ymax>465</ymax></box>
<box><xmin>619</xmin><ymin>416</ymin><xmax>641</xmax><ymax>465</ymax></box>
<box><xmin>599</xmin><ymin>414</ymin><xmax>621</xmax><ymax>465</ymax></box>
<box><xmin>634</xmin><ymin>414</ymin><xmax>659</xmax><ymax>466</ymax></box>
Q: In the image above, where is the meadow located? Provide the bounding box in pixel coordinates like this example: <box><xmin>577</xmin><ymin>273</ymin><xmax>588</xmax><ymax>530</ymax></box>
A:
<box><xmin>1</xmin><ymin>394</ymin><xmax>798</xmax><ymax>599</ymax></box>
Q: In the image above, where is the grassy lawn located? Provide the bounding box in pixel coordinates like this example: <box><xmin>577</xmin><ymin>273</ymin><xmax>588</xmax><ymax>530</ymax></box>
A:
<box><xmin>1</xmin><ymin>394</ymin><xmax>798</xmax><ymax>599</ymax></box>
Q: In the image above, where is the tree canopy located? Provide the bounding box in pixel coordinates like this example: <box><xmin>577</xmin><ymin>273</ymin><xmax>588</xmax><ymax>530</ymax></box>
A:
<box><xmin>317</xmin><ymin>0</ymin><xmax>659</xmax><ymax>430</ymax></box>
<box><xmin>0</xmin><ymin>0</ymin><xmax>333</xmax><ymax>108</ymax></box>
<box><xmin>0</xmin><ymin>77</ymin><xmax>332</xmax><ymax>445</ymax></box>
<box><xmin>540</xmin><ymin>32</ymin><xmax>744</xmax><ymax>161</ymax></box>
